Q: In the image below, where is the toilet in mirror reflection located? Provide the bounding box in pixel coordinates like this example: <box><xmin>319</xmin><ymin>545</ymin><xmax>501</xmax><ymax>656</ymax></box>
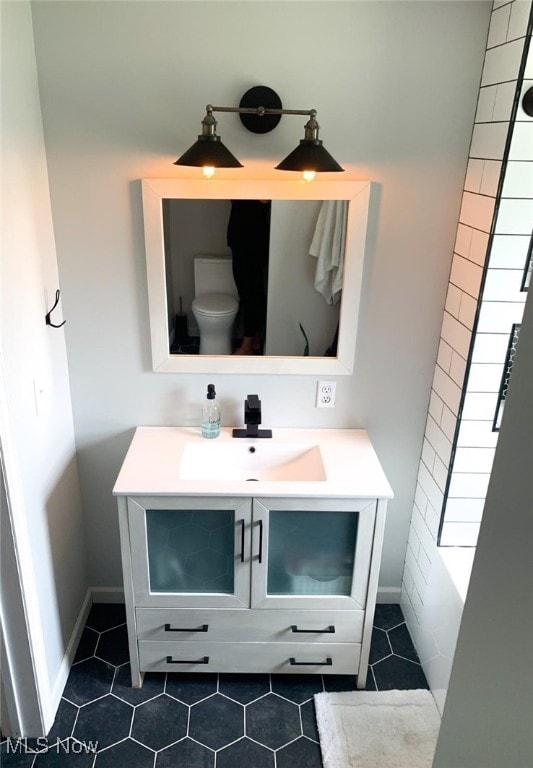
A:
<box><xmin>191</xmin><ymin>256</ymin><xmax>239</xmax><ymax>355</ymax></box>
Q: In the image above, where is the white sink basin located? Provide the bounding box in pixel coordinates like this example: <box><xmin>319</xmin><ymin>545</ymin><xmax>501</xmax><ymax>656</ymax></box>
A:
<box><xmin>179</xmin><ymin>441</ymin><xmax>327</xmax><ymax>482</ymax></box>
<box><xmin>113</xmin><ymin>427</ymin><xmax>394</xmax><ymax>498</ymax></box>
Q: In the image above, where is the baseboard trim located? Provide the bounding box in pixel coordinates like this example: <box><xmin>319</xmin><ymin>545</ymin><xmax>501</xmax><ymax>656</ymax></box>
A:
<box><xmin>47</xmin><ymin>587</ymin><xmax>125</xmax><ymax>731</ymax></box>
<box><xmin>48</xmin><ymin>588</ymin><xmax>92</xmax><ymax>731</ymax></box>
<box><xmin>377</xmin><ymin>587</ymin><xmax>401</xmax><ymax>604</ymax></box>
<box><xmin>91</xmin><ymin>587</ymin><xmax>124</xmax><ymax>604</ymax></box>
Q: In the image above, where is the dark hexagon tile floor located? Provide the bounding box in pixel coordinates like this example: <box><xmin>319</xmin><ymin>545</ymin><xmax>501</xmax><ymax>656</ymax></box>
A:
<box><xmin>1</xmin><ymin>603</ymin><xmax>428</xmax><ymax>767</ymax></box>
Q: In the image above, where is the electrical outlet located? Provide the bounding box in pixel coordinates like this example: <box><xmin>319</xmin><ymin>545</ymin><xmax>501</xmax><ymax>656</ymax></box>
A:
<box><xmin>316</xmin><ymin>380</ymin><xmax>336</xmax><ymax>408</ymax></box>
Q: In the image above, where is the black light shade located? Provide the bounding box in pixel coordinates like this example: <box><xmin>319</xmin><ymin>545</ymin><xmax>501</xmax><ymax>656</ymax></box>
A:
<box><xmin>522</xmin><ymin>86</ymin><xmax>533</xmax><ymax>117</ymax></box>
<box><xmin>275</xmin><ymin>139</ymin><xmax>344</xmax><ymax>173</ymax></box>
<box><xmin>174</xmin><ymin>135</ymin><xmax>243</xmax><ymax>168</ymax></box>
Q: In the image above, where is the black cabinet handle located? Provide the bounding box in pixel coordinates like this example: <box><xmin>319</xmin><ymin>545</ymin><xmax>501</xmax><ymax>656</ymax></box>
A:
<box><xmin>240</xmin><ymin>519</ymin><xmax>245</xmax><ymax>563</ymax></box>
<box><xmin>164</xmin><ymin>624</ymin><xmax>208</xmax><ymax>633</ymax></box>
<box><xmin>166</xmin><ymin>656</ymin><xmax>209</xmax><ymax>664</ymax></box>
<box><xmin>290</xmin><ymin>625</ymin><xmax>335</xmax><ymax>634</ymax></box>
<box><xmin>257</xmin><ymin>520</ymin><xmax>263</xmax><ymax>564</ymax></box>
<box><xmin>289</xmin><ymin>657</ymin><xmax>332</xmax><ymax>666</ymax></box>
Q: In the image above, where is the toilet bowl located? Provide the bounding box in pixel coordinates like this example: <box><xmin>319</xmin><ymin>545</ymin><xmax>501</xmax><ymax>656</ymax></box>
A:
<box><xmin>192</xmin><ymin>293</ymin><xmax>239</xmax><ymax>355</ymax></box>
<box><xmin>192</xmin><ymin>256</ymin><xmax>239</xmax><ymax>355</ymax></box>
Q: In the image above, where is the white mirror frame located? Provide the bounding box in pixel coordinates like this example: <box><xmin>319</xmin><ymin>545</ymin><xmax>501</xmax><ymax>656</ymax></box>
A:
<box><xmin>141</xmin><ymin>178</ymin><xmax>371</xmax><ymax>375</ymax></box>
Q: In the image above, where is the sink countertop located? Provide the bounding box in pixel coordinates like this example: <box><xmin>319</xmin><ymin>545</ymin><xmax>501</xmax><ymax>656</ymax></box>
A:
<box><xmin>113</xmin><ymin>427</ymin><xmax>393</xmax><ymax>499</ymax></box>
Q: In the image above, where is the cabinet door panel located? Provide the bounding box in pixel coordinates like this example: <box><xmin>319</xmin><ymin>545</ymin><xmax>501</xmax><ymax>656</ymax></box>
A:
<box><xmin>251</xmin><ymin>497</ymin><xmax>376</xmax><ymax>610</ymax></box>
<box><xmin>128</xmin><ymin>496</ymin><xmax>252</xmax><ymax>608</ymax></box>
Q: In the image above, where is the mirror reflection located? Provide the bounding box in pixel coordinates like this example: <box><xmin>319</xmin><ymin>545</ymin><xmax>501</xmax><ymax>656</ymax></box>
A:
<box><xmin>163</xmin><ymin>198</ymin><xmax>348</xmax><ymax>357</ymax></box>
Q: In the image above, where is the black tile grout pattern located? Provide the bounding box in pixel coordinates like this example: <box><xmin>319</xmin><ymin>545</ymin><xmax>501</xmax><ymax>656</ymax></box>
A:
<box><xmin>0</xmin><ymin>603</ymin><xmax>428</xmax><ymax>767</ymax></box>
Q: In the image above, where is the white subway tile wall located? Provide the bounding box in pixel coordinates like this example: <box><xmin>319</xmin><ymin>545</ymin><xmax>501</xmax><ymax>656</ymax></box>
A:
<box><xmin>432</xmin><ymin>456</ymin><xmax>449</xmax><ymax>494</ymax></box>
<box><xmin>495</xmin><ymin>198</ymin><xmax>533</xmax><ymax>230</ymax></box>
<box><xmin>508</xmin><ymin>122</ymin><xmax>533</xmax><ymax>158</ymax></box>
<box><xmin>482</xmin><ymin>267</ymin><xmax>526</xmax><ymax>298</ymax></box>
<box><xmin>449</xmin><ymin>254</ymin><xmax>484</xmax><ymax>299</ymax></box>
<box><xmin>480</xmin><ymin>159</ymin><xmax>503</xmax><ymax>195</ymax></box>
<box><xmin>444</xmin><ymin>498</ymin><xmax>486</xmax><ymax>523</ymax></box>
<box><xmin>493</xmin><ymin>80</ymin><xmax>518</xmax><ymax>120</ymax></box>
<box><xmin>432</xmin><ymin>364</ymin><xmax>462</xmax><ymax>413</ymax></box>
<box><xmin>464</xmin><ymin>158</ymin><xmax>485</xmax><ymax>192</ymax></box>
<box><xmin>425</xmin><ymin>415</ymin><xmax>453</xmax><ymax>466</ymax></box>
<box><xmin>481</xmin><ymin>38</ymin><xmax>524</xmax><ymax>85</ymax></box>
<box><xmin>469</xmin><ymin>229</ymin><xmax>491</xmax><ymax>265</ymax></box>
<box><xmin>487</xmin><ymin>3</ymin><xmax>512</xmax><ymax>47</ymax></box>
<box><xmin>490</xmin><ymin>233</ymin><xmax>530</xmax><ymax>266</ymax></box>
<box><xmin>448</xmin><ymin>471</ymin><xmax>491</xmax><ymax>499</ymax></box>
<box><xmin>471</xmin><ymin>331</ymin><xmax>510</xmax><ymax>361</ymax></box>
<box><xmin>467</xmin><ymin>362</ymin><xmax>504</xmax><ymax>391</ymax></box>
<box><xmin>457</xmin><ymin>419</ymin><xmax>499</xmax><ymax>448</ymax></box>
<box><xmin>509</xmin><ymin>0</ymin><xmax>532</xmax><ymax>37</ymax></box>
<box><xmin>449</xmin><ymin>351</ymin><xmax>468</xmax><ymax>386</ymax></box>
<box><xmin>402</xmin><ymin>0</ymin><xmax>532</xmax><ymax>694</ymax></box>
<box><xmin>502</xmin><ymin>160</ymin><xmax>533</xmax><ymax>196</ymax></box>
<box><xmin>452</xmin><ymin>447</ymin><xmax>496</xmax><ymax>474</ymax></box>
<box><xmin>461</xmin><ymin>391</ymin><xmax>499</xmax><ymax>420</ymax></box>
<box><xmin>440</xmin><ymin>404</ymin><xmax>457</xmax><ymax>442</ymax></box>
<box><xmin>439</xmin><ymin>522</ymin><xmax>481</xmax><ymax>547</ymax></box>
<box><xmin>441</xmin><ymin>312</ymin><xmax>471</xmax><ymax>357</ymax></box>
<box><xmin>477</xmin><ymin>299</ymin><xmax>525</xmax><ymax>331</ymax></box>
<box><xmin>469</xmin><ymin>121</ymin><xmax>508</xmax><ymax>160</ymax></box>
<box><xmin>460</xmin><ymin>190</ymin><xmax>497</xmax><ymax>231</ymax></box>
<box><xmin>458</xmin><ymin>292</ymin><xmax>478</xmax><ymax>329</ymax></box>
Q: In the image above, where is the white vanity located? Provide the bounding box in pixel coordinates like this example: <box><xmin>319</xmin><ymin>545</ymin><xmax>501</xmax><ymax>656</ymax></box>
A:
<box><xmin>113</xmin><ymin>427</ymin><xmax>392</xmax><ymax>689</ymax></box>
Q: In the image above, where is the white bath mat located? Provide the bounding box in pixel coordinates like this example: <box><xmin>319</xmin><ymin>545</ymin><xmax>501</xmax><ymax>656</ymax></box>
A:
<box><xmin>314</xmin><ymin>689</ymin><xmax>440</xmax><ymax>768</ymax></box>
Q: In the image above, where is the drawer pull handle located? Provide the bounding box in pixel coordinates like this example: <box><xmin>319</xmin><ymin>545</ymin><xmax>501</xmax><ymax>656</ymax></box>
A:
<box><xmin>291</xmin><ymin>625</ymin><xmax>335</xmax><ymax>634</ymax></box>
<box><xmin>289</xmin><ymin>657</ymin><xmax>332</xmax><ymax>666</ymax></box>
<box><xmin>164</xmin><ymin>624</ymin><xmax>208</xmax><ymax>633</ymax></box>
<box><xmin>240</xmin><ymin>519</ymin><xmax>245</xmax><ymax>563</ymax></box>
<box><xmin>257</xmin><ymin>520</ymin><xmax>263</xmax><ymax>564</ymax></box>
<box><xmin>166</xmin><ymin>655</ymin><xmax>209</xmax><ymax>665</ymax></box>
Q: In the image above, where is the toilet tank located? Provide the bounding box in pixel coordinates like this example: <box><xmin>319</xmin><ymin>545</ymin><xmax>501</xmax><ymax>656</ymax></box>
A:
<box><xmin>194</xmin><ymin>255</ymin><xmax>237</xmax><ymax>298</ymax></box>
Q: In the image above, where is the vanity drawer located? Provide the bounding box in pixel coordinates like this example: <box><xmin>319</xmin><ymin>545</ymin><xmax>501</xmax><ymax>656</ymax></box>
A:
<box><xmin>139</xmin><ymin>640</ymin><xmax>361</xmax><ymax>675</ymax></box>
<box><xmin>136</xmin><ymin>608</ymin><xmax>364</xmax><ymax>644</ymax></box>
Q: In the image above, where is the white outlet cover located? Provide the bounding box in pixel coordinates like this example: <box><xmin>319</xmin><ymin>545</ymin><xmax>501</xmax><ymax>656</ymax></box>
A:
<box><xmin>316</xmin><ymin>380</ymin><xmax>336</xmax><ymax>408</ymax></box>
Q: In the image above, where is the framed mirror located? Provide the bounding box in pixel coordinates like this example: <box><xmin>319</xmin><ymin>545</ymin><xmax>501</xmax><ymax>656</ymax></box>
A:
<box><xmin>141</xmin><ymin>178</ymin><xmax>371</xmax><ymax>374</ymax></box>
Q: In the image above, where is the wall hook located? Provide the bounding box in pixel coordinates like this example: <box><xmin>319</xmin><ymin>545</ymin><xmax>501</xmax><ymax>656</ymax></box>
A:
<box><xmin>45</xmin><ymin>289</ymin><xmax>66</xmax><ymax>328</ymax></box>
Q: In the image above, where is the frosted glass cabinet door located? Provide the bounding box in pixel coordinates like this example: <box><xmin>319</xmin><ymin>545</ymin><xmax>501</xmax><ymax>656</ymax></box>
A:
<box><xmin>251</xmin><ymin>497</ymin><xmax>376</xmax><ymax>610</ymax></box>
<box><xmin>128</xmin><ymin>496</ymin><xmax>251</xmax><ymax>608</ymax></box>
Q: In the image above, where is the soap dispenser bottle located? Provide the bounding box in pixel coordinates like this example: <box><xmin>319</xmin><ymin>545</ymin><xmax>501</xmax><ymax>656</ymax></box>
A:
<box><xmin>201</xmin><ymin>384</ymin><xmax>221</xmax><ymax>439</ymax></box>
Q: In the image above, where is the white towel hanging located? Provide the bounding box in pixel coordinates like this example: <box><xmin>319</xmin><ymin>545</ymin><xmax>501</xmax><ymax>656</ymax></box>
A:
<box><xmin>309</xmin><ymin>200</ymin><xmax>348</xmax><ymax>305</ymax></box>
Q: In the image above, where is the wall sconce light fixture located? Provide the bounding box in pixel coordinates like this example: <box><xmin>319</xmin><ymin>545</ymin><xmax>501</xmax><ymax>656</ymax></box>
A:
<box><xmin>174</xmin><ymin>86</ymin><xmax>344</xmax><ymax>180</ymax></box>
<box><xmin>522</xmin><ymin>86</ymin><xmax>533</xmax><ymax>117</ymax></box>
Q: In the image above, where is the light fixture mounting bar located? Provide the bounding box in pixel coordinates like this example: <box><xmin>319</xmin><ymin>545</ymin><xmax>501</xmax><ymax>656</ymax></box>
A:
<box><xmin>208</xmin><ymin>104</ymin><xmax>316</xmax><ymax>119</ymax></box>
<box><xmin>204</xmin><ymin>104</ymin><xmax>321</xmax><ymax>142</ymax></box>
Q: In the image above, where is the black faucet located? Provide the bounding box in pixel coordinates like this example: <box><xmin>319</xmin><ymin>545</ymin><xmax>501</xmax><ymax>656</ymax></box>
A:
<box><xmin>232</xmin><ymin>394</ymin><xmax>272</xmax><ymax>438</ymax></box>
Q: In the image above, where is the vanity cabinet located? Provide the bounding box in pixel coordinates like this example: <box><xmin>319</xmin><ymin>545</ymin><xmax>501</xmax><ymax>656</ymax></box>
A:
<box><xmin>118</xmin><ymin>493</ymin><xmax>386</xmax><ymax>689</ymax></box>
<box><xmin>114</xmin><ymin>427</ymin><xmax>393</xmax><ymax>689</ymax></box>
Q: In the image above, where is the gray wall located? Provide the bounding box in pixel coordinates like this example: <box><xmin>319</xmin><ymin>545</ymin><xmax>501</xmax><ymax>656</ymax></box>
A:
<box><xmin>31</xmin><ymin>1</ymin><xmax>491</xmax><ymax>589</ymax></box>
<box><xmin>1</xmin><ymin>0</ymin><xmax>88</xmax><ymax>722</ymax></box>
